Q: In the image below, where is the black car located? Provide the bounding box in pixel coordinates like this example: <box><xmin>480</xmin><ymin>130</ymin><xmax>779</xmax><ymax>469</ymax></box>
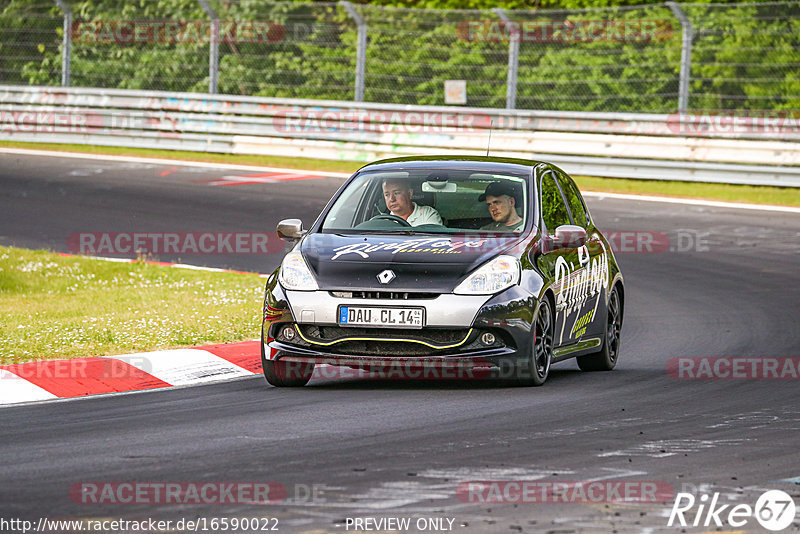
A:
<box><xmin>261</xmin><ymin>156</ymin><xmax>624</xmax><ymax>386</ymax></box>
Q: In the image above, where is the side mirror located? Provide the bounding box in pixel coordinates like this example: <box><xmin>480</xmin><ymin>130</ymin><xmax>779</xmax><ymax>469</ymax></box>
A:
<box><xmin>277</xmin><ymin>219</ymin><xmax>305</xmax><ymax>241</ymax></box>
<box><xmin>554</xmin><ymin>225</ymin><xmax>587</xmax><ymax>249</ymax></box>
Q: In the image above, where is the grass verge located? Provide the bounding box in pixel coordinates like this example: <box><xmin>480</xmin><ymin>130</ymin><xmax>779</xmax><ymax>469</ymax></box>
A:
<box><xmin>0</xmin><ymin>246</ymin><xmax>265</xmax><ymax>365</ymax></box>
<box><xmin>2</xmin><ymin>140</ymin><xmax>799</xmax><ymax>207</ymax></box>
<box><xmin>573</xmin><ymin>175</ymin><xmax>800</xmax><ymax>207</ymax></box>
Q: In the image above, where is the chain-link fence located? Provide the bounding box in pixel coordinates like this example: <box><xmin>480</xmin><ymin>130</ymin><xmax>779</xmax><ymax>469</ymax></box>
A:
<box><xmin>506</xmin><ymin>4</ymin><xmax>682</xmax><ymax>112</ymax></box>
<box><xmin>0</xmin><ymin>0</ymin><xmax>63</xmax><ymax>87</ymax></box>
<box><xmin>683</xmin><ymin>1</ymin><xmax>800</xmax><ymax>112</ymax></box>
<box><xmin>1</xmin><ymin>0</ymin><xmax>799</xmax><ymax>113</ymax></box>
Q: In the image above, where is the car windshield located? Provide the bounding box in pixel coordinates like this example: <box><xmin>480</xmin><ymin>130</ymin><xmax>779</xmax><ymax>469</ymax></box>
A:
<box><xmin>321</xmin><ymin>169</ymin><xmax>530</xmax><ymax>234</ymax></box>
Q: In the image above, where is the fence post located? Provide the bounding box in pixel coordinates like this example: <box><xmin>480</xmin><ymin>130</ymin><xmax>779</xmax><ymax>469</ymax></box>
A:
<box><xmin>52</xmin><ymin>0</ymin><xmax>72</xmax><ymax>87</ymax></box>
<box><xmin>667</xmin><ymin>2</ymin><xmax>693</xmax><ymax>114</ymax></box>
<box><xmin>197</xmin><ymin>0</ymin><xmax>219</xmax><ymax>94</ymax></box>
<box><xmin>493</xmin><ymin>8</ymin><xmax>518</xmax><ymax>110</ymax></box>
<box><xmin>340</xmin><ymin>1</ymin><xmax>366</xmax><ymax>102</ymax></box>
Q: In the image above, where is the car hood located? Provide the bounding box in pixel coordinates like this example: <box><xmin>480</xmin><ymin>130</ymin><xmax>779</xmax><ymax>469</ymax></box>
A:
<box><xmin>301</xmin><ymin>232</ymin><xmax>520</xmax><ymax>293</ymax></box>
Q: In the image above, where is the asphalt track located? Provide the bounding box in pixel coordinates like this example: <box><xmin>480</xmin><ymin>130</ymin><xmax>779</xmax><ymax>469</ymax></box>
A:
<box><xmin>1</xmin><ymin>152</ymin><xmax>799</xmax><ymax>533</ymax></box>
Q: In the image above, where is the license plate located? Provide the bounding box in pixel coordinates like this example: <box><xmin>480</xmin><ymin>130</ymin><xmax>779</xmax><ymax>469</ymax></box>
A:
<box><xmin>338</xmin><ymin>306</ymin><xmax>424</xmax><ymax>328</ymax></box>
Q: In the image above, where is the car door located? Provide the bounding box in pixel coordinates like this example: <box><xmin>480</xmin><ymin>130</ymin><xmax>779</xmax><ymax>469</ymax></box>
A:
<box><xmin>555</xmin><ymin>169</ymin><xmax>609</xmax><ymax>344</ymax></box>
<box><xmin>536</xmin><ymin>169</ymin><xmax>586</xmax><ymax>348</ymax></box>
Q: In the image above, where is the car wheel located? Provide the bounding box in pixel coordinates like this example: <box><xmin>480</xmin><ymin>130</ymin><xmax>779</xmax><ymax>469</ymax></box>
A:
<box><xmin>261</xmin><ymin>327</ymin><xmax>314</xmax><ymax>387</ymax></box>
<box><xmin>577</xmin><ymin>285</ymin><xmax>622</xmax><ymax>372</ymax></box>
<box><xmin>516</xmin><ymin>298</ymin><xmax>554</xmax><ymax>386</ymax></box>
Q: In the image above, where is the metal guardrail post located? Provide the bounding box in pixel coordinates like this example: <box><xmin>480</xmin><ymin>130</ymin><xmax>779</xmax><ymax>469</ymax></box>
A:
<box><xmin>667</xmin><ymin>2</ymin><xmax>693</xmax><ymax>114</ymax></box>
<box><xmin>493</xmin><ymin>8</ymin><xmax>519</xmax><ymax>110</ymax></box>
<box><xmin>197</xmin><ymin>0</ymin><xmax>219</xmax><ymax>94</ymax></box>
<box><xmin>52</xmin><ymin>0</ymin><xmax>72</xmax><ymax>87</ymax></box>
<box><xmin>340</xmin><ymin>1</ymin><xmax>366</xmax><ymax>102</ymax></box>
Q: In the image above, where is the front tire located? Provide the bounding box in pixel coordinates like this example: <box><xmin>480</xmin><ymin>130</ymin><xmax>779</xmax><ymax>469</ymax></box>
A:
<box><xmin>516</xmin><ymin>298</ymin><xmax>554</xmax><ymax>386</ymax></box>
<box><xmin>577</xmin><ymin>285</ymin><xmax>622</xmax><ymax>372</ymax></box>
<box><xmin>261</xmin><ymin>327</ymin><xmax>314</xmax><ymax>387</ymax></box>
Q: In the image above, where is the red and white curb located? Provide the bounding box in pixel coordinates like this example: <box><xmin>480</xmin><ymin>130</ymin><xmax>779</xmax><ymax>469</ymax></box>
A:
<box><xmin>0</xmin><ymin>253</ymin><xmax>270</xmax><ymax>407</ymax></box>
<box><xmin>0</xmin><ymin>340</ymin><xmax>262</xmax><ymax>406</ymax></box>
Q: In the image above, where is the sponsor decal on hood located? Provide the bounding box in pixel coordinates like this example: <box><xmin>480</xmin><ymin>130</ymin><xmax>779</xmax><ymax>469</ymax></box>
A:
<box><xmin>329</xmin><ymin>237</ymin><xmax>491</xmax><ymax>260</ymax></box>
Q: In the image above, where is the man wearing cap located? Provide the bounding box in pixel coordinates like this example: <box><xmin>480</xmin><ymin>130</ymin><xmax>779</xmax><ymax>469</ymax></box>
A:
<box><xmin>479</xmin><ymin>181</ymin><xmax>524</xmax><ymax>231</ymax></box>
<box><xmin>382</xmin><ymin>179</ymin><xmax>443</xmax><ymax>226</ymax></box>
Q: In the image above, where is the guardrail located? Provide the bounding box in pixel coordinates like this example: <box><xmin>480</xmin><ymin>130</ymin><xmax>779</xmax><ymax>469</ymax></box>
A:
<box><xmin>2</xmin><ymin>85</ymin><xmax>800</xmax><ymax>187</ymax></box>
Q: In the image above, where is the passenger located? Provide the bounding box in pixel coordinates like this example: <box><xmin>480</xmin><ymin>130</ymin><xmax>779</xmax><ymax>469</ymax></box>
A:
<box><xmin>382</xmin><ymin>179</ymin><xmax>443</xmax><ymax>226</ymax></box>
<box><xmin>479</xmin><ymin>181</ymin><xmax>524</xmax><ymax>231</ymax></box>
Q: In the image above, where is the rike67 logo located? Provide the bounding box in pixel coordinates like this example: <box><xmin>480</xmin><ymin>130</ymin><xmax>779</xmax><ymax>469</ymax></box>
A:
<box><xmin>668</xmin><ymin>489</ymin><xmax>796</xmax><ymax>531</ymax></box>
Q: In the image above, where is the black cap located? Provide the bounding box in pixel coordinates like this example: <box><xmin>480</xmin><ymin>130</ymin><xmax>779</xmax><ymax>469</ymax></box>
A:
<box><xmin>479</xmin><ymin>181</ymin><xmax>519</xmax><ymax>202</ymax></box>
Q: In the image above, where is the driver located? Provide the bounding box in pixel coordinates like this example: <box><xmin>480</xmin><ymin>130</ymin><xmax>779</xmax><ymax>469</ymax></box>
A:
<box><xmin>479</xmin><ymin>181</ymin><xmax>524</xmax><ymax>231</ymax></box>
<box><xmin>382</xmin><ymin>179</ymin><xmax>443</xmax><ymax>226</ymax></box>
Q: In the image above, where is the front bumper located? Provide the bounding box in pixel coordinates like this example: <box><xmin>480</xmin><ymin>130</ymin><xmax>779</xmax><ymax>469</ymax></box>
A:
<box><xmin>264</xmin><ymin>283</ymin><xmax>538</xmax><ymax>367</ymax></box>
<box><xmin>269</xmin><ymin>337</ymin><xmax>515</xmax><ymax>362</ymax></box>
<box><xmin>283</xmin><ymin>290</ymin><xmax>493</xmax><ymax>327</ymax></box>
<box><xmin>268</xmin><ymin>345</ymin><xmax>513</xmax><ymax>380</ymax></box>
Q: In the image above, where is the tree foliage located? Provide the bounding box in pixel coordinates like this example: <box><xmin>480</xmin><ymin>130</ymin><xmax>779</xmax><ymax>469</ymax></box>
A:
<box><xmin>2</xmin><ymin>0</ymin><xmax>798</xmax><ymax>113</ymax></box>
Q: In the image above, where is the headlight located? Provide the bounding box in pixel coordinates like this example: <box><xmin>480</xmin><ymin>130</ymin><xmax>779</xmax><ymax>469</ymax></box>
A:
<box><xmin>278</xmin><ymin>249</ymin><xmax>318</xmax><ymax>291</ymax></box>
<box><xmin>454</xmin><ymin>255</ymin><xmax>520</xmax><ymax>295</ymax></box>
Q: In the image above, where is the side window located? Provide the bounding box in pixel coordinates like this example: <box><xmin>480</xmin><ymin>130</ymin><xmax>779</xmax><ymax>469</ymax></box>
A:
<box><xmin>321</xmin><ymin>176</ymin><xmax>370</xmax><ymax>229</ymax></box>
<box><xmin>557</xmin><ymin>171</ymin><xmax>590</xmax><ymax>229</ymax></box>
<box><xmin>540</xmin><ymin>172</ymin><xmax>570</xmax><ymax>233</ymax></box>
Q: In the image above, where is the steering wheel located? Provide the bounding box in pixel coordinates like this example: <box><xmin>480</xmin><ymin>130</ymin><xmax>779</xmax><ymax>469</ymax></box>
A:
<box><xmin>370</xmin><ymin>214</ymin><xmax>412</xmax><ymax>227</ymax></box>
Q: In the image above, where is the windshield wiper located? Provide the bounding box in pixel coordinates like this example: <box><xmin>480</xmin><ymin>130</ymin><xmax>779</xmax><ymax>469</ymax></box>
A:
<box><xmin>367</xmin><ymin>229</ymin><xmax>416</xmax><ymax>235</ymax></box>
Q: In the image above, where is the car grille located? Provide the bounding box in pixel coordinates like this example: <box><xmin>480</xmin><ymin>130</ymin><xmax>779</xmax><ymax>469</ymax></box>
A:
<box><xmin>303</xmin><ymin>325</ymin><xmax>471</xmax><ymax>345</ymax></box>
<box><xmin>322</xmin><ymin>340</ymin><xmax>456</xmax><ymax>356</ymax></box>
<box><xmin>329</xmin><ymin>291</ymin><xmax>437</xmax><ymax>300</ymax></box>
<box><xmin>275</xmin><ymin>324</ymin><xmax>507</xmax><ymax>357</ymax></box>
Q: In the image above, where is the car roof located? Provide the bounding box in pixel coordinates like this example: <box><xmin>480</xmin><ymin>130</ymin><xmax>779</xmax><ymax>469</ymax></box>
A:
<box><xmin>356</xmin><ymin>156</ymin><xmax>543</xmax><ymax>175</ymax></box>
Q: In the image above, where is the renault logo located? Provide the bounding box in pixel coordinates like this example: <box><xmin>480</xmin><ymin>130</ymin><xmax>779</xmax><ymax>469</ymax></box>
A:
<box><xmin>377</xmin><ymin>270</ymin><xmax>396</xmax><ymax>284</ymax></box>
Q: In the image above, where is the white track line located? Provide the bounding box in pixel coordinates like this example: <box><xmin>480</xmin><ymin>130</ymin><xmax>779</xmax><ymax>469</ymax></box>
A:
<box><xmin>0</xmin><ymin>147</ymin><xmax>352</xmax><ymax>178</ymax></box>
<box><xmin>1</xmin><ymin>147</ymin><xmax>798</xmax><ymax>213</ymax></box>
<box><xmin>66</xmin><ymin>255</ymin><xmax>269</xmax><ymax>277</ymax></box>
